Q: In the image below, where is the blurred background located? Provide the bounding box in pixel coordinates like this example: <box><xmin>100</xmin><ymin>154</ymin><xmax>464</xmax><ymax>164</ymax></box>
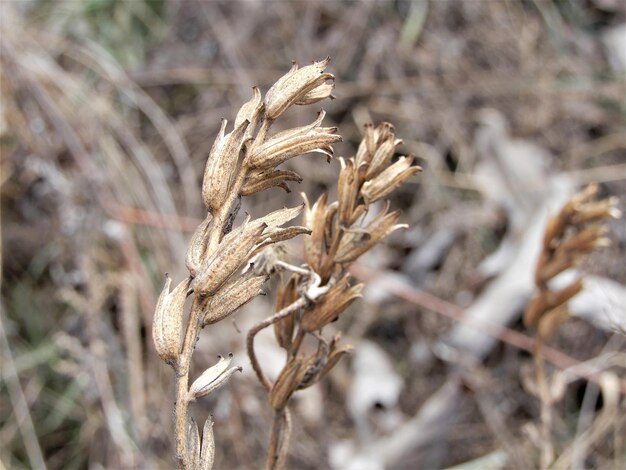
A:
<box><xmin>1</xmin><ymin>1</ymin><xmax>625</xmax><ymax>469</ymax></box>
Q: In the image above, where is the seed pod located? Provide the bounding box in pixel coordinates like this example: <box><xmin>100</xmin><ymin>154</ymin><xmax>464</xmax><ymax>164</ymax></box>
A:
<box><xmin>240</xmin><ymin>169</ymin><xmax>303</xmax><ymax>196</ymax></box>
<box><xmin>302</xmin><ymin>192</ymin><xmax>328</xmax><ymax>272</ymax></box>
<box><xmin>366</xmin><ymin>136</ymin><xmax>402</xmax><ymax>180</ymax></box>
<box><xmin>337</xmin><ymin>158</ymin><xmax>357</xmax><ymax>227</ymax></box>
<box><xmin>202</xmin><ymin>119</ymin><xmax>250</xmax><ymax>214</ymax></box>
<box><xmin>153</xmin><ymin>275</ymin><xmax>191</xmax><ymax>366</ymax></box>
<box><xmin>361</xmin><ymin>156</ymin><xmax>421</xmax><ymax>204</ymax></box>
<box><xmin>264</xmin><ymin>57</ymin><xmax>334</xmax><ymax>120</ymax></box>
<box><xmin>273</xmin><ymin>276</ymin><xmax>299</xmax><ymax>350</ymax></box>
<box><xmin>199</xmin><ymin>417</ymin><xmax>215</xmax><ymax>470</ymax></box>
<box><xmin>246</xmin><ymin>111</ymin><xmax>341</xmax><ymax>170</ymax></box>
<box><xmin>187</xmin><ymin>418</ymin><xmax>201</xmax><ymax>469</ymax></box>
<box><xmin>186</xmin><ymin>215</ymin><xmax>212</xmax><ymax>277</ymax></box>
<box><xmin>188</xmin><ymin>353</ymin><xmax>242</xmax><ymax>400</ymax></box>
<box><xmin>300</xmin><ymin>276</ymin><xmax>363</xmax><ymax>332</ymax></box>
<box><xmin>194</xmin><ymin>221</ymin><xmax>267</xmax><ymax>296</ymax></box>
<box><xmin>295</xmin><ymin>82</ymin><xmax>335</xmax><ymax>105</ymax></box>
<box><xmin>234</xmin><ymin>86</ymin><xmax>263</xmax><ymax>140</ymax></box>
<box><xmin>202</xmin><ymin>274</ymin><xmax>268</xmax><ymax>326</ymax></box>
<box><xmin>335</xmin><ymin>210</ymin><xmax>406</xmax><ymax>263</ymax></box>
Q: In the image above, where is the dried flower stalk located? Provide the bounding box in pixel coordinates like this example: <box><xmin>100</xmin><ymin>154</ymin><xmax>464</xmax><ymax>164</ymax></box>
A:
<box><xmin>247</xmin><ymin>122</ymin><xmax>421</xmax><ymax>469</ymax></box>
<box><xmin>523</xmin><ymin>183</ymin><xmax>620</xmax><ymax>469</ymax></box>
<box><xmin>153</xmin><ymin>59</ymin><xmax>339</xmax><ymax>469</ymax></box>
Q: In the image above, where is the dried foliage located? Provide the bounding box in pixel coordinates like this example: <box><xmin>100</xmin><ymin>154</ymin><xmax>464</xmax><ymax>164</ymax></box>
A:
<box><xmin>523</xmin><ymin>183</ymin><xmax>621</xmax><ymax>469</ymax></box>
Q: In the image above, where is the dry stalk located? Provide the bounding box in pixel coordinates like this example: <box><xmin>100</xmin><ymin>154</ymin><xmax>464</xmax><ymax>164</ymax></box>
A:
<box><xmin>152</xmin><ymin>58</ymin><xmax>340</xmax><ymax>469</ymax></box>
<box><xmin>522</xmin><ymin>183</ymin><xmax>621</xmax><ymax>470</ymax></box>
<box><xmin>247</xmin><ymin>123</ymin><xmax>421</xmax><ymax>469</ymax></box>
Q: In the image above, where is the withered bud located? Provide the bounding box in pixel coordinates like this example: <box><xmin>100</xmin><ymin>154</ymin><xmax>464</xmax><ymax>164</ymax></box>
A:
<box><xmin>264</xmin><ymin>57</ymin><xmax>334</xmax><ymax>120</ymax></box>
<box><xmin>302</xmin><ymin>192</ymin><xmax>329</xmax><ymax>272</ymax></box>
<box><xmin>186</xmin><ymin>215</ymin><xmax>212</xmax><ymax>277</ymax></box>
<box><xmin>202</xmin><ymin>119</ymin><xmax>250</xmax><ymax>214</ymax></box>
<box><xmin>188</xmin><ymin>353</ymin><xmax>242</xmax><ymax>400</ymax></box>
<box><xmin>300</xmin><ymin>276</ymin><xmax>363</xmax><ymax>332</ymax></box>
<box><xmin>194</xmin><ymin>221</ymin><xmax>267</xmax><ymax>296</ymax></box>
<box><xmin>246</xmin><ymin>111</ymin><xmax>341</xmax><ymax>171</ymax></box>
<box><xmin>274</xmin><ymin>276</ymin><xmax>299</xmax><ymax>350</ymax></box>
<box><xmin>153</xmin><ymin>275</ymin><xmax>192</xmax><ymax>365</ymax></box>
<box><xmin>361</xmin><ymin>156</ymin><xmax>421</xmax><ymax>204</ymax></box>
<box><xmin>202</xmin><ymin>273</ymin><xmax>268</xmax><ymax>326</ymax></box>
<box><xmin>336</xmin><ymin>209</ymin><xmax>406</xmax><ymax>263</ymax></box>
<box><xmin>240</xmin><ymin>169</ymin><xmax>303</xmax><ymax>196</ymax></box>
<box><xmin>234</xmin><ymin>86</ymin><xmax>263</xmax><ymax>140</ymax></box>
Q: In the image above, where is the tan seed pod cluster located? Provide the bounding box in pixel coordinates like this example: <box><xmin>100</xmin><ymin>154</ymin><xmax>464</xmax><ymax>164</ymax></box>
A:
<box><xmin>153</xmin><ymin>59</ymin><xmax>340</xmax><ymax>469</ymax></box>
<box><xmin>523</xmin><ymin>183</ymin><xmax>621</xmax><ymax>341</ymax></box>
<box><xmin>247</xmin><ymin>122</ymin><xmax>420</xmax><ymax>469</ymax></box>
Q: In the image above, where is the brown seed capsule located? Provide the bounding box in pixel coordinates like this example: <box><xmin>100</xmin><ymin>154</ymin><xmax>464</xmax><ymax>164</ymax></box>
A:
<box><xmin>335</xmin><ymin>210</ymin><xmax>406</xmax><ymax>263</ymax></box>
<box><xmin>188</xmin><ymin>353</ymin><xmax>242</xmax><ymax>400</ymax></box>
<box><xmin>240</xmin><ymin>169</ymin><xmax>303</xmax><ymax>196</ymax></box>
<box><xmin>361</xmin><ymin>156</ymin><xmax>421</xmax><ymax>204</ymax></box>
<box><xmin>202</xmin><ymin>118</ymin><xmax>250</xmax><ymax>214</ymax></box>
<box><xmin>186</xmin><ymin>215</ymin><xmax>212</xmax><ymax>277</ymax></box>
<box><xmin>202</xmin><ymin>274</ymin><xmax>268</xmax><ymax>326</ymax></box>
<box><xmin>264</xmin><ymin>57</ymin><xmax>334</xmax><ymax>120</ymax></box>
<box><xmin>234</xmin><ymin>86</ymin><xmax>263</xmax><ymax>140</ymax></box>
<box><xmin>295</xmin><ymin>82</ymin><xmax>335</xmax><ymax>106</ymax></box>
<box><xmin>273</xmin><ymin>276</ymin><xmax>299</xmax><ymax>350</ymax></box>
<box><xmin>194</xmin><ymin>221</ymin><xmax>267</xmax><ymax>296</ymax></box>
<box><xmin>246</xmin><ymin>111</ymin><xmax>341</xmax><ymax>170</ymax></box>
<box><xmin>337</xmin><ymin>157</ymin><xmax>357</xmax><ymax>227</ymax></box>
<box><xmin>300</xmin><ymin>276</ymin><xmax>363</xmax><ymax>332</ymax></box>
<box><xmin>153</xmin><ymin>275</ymin><xmax>192</xmax><ymax>365</ymax></box>
<box><xmin>302</xmin><ymin>192</ymin><xmax>329</xmax><ymax>272</ymax></box>
<box><xmin>199</xmin><ymin>417</ymin><xmax>215</xmax><ymax>470</ymax></box>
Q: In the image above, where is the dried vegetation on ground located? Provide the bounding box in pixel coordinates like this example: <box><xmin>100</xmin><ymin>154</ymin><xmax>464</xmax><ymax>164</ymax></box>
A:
<box><xmin>1</xmin><ymin>1</ymin><xmax>625</xmax><ymax>469</ymax></box>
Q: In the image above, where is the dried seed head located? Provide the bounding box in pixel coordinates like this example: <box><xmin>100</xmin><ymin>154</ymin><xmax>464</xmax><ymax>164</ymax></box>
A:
<box><xmin>153</xmin><ymin>275</ymin><xmax>192</xmax><ymax>366</ymax></box>
<box><xmin>264</xmin><ymin>57</ymin><xmax>334</xmax><ymax>120</ymax></box>
<box><xmin>188</xmin><ymin>353</ymin><xmax>242</xmax><ymax>400</ymax></box>
<box><xmin>202</xmin><ymin>119</ymin><xmax>250</xmax><ymax>214</ymax></box>
<box><xmin>361</xmin><ymin>156</ymin><xmax>421</xmax><ymax>204</ymax></box>
<box><xmin>201</xmin><ymin>273</ymin><xmax>268</xmax><ymax>326</ymax></box>
<box><xmin>300</xmin><ymin>276</ymin><xmax>363</xmax><ymax>332</ymax></box>
<box><xmin>246</xmin><ymin>111</ymin><xmax>341</xmax><ymax>170</ymax></box>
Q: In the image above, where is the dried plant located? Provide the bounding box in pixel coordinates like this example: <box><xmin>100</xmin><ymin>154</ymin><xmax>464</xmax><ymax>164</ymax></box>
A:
<box><xmin>522</xmin><ymin>183</ymin><xmax>621</xmax><ymax>469</ymax></box>
<box><xmin>247</xmin><ymin>123</ymin><xmax>421</xmax><ymax>469</ymax></box>
<box><xmin>152</xmin><ymin>58</ymin><xmax>340</xmax><ymax>469</ymax></box>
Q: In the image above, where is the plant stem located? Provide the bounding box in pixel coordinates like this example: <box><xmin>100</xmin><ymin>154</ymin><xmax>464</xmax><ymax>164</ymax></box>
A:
<box><xmin>247</xmin><ymin>297</ymin><xmax>308</xmax><ymax>391</ymax></box>
<box><xmin>535</xmin><ymin>339</ymin><xmax>554</xmax><ymax>470</ymax></box>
